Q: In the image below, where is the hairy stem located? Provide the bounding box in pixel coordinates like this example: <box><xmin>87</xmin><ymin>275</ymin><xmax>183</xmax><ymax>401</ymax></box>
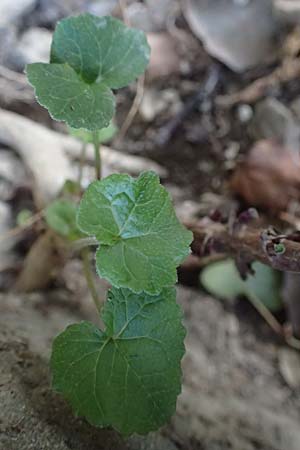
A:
<box><xmin>92</xmin><ymin>131</ymin><xmax>101</xmax><ymax>179</ymax></box>
<box><xmin>81</xmin><ymin>247</ymin><xmax>101</xmax><ymax>312</ymax></box>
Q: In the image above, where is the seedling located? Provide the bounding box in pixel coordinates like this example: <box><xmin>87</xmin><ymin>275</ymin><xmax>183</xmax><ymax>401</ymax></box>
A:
<box><xmin>26</xmin><ymin>13</ymin><xmax>192</xmax><ymax>436</ymax></box>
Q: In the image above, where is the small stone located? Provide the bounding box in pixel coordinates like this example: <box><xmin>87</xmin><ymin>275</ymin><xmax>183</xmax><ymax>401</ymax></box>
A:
<box><xmin>0</xmin><ymin>201</ymin><xmax>14</xmax><ymax>254</ymax></box>
<box><xmin>140</xmin><ymin>88</ymin><xmax>181</xmax><ymax>122</ymax></box>
<box><xmin>237</xmin><ymin>104</ymin><xmax>253</xmax><ymax>123</ymax></box>
<box><xmin>126</xmin><ymin>3</ymin><xmax>156</xmax><ymax>32</ymax></box>
<box><xmin>87</xmin><ymin>0</ymin><xmax>118</xmax><ymax>16</ymax></box>
<box><xmin>147</xmin><ymin>32</ymin><xmax>180</xmax><ymax>79</ymax></box>
<box><xmin>278</xmin><ymin>348</ymin><xmax>300</xmax><ymax>389</ymax></box>
<box><xmin>253</xmin><ymin>98</ymin><xmax>300</xmax><ymax>147</ymax></box>
<box><xmin>146</xmin><ymin>0</ymin><xmax>175</xmax><ymax>30</ymax></box>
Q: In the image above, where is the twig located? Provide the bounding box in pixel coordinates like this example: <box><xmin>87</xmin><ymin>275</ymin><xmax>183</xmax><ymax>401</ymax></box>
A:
<box><xmin>247</xmin><ymin>293</ymin><xmax>284</xmax><ymax>337</ymax></box>
<box><xmin>116</xmin><ymin>74</ymin><xmax>145</xmax><ymax>144</ymax></box>
<box><xmin>115</xmin><ymin>0</ymin><xmax>145</xmax><ymax>144</ymax></box>
<box><xmin>187</xmin><ymin>217</ymin><xmax>300</xmax><ymax>273</ymax></box>
<box><xmin>92</xmin><ymin>131</ymin><xmax>101</xmax><ymax>179</ymax></box>
<box><xmin>216</xmin><ymin>57</ymin><xmax>300</xmax><ymax>107</ymax></box>
<box><xmin>0</xmin><ymin>210</ymin><xmax>44</xmax><ymax>243</ymax></box>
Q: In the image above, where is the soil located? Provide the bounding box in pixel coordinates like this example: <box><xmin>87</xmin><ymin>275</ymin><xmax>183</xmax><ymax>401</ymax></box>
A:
<box><xmin>2</xmin><ymin>3</ymin><xmax>300</xmax><ymax>450</ymax></box>
<box><xmin>1</xmin><ymin>286</ymin><xmax>300</xmax><ymax>450</ymax></box>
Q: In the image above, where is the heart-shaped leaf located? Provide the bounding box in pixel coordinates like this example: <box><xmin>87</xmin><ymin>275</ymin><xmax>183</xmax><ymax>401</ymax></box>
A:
<box><xmin>26</xmin><ymin>14</ymin><xmax>150</xmax><ymax>130</ymax></box>
<box><xmin>77</xmin><ymin>171</ymin><xmax>192</xmax><ymax>294</ymax></box>
<box><xmin>51</xmin><ymin>287</ymin><xmax>185</xmax><ymax>435</ymax></box>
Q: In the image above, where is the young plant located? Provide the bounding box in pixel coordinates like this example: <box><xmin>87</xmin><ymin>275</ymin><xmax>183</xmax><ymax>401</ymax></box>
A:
<box><xmin>26</xmin><ymin>13</ymin><xmax>192</xmax><ymax>436</ymax></box>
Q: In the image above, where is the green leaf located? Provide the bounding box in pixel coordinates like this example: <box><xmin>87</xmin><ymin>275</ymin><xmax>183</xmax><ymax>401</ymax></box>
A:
<box><xmin>77</xmin><ymin>171</ymin><xmax>192</xmax><ymax>294</ymax></box>
<box><xmin>68</xmin><ymin>120</ymin><xmax>118</xmax><ymax>144</ymax></box>
<box><xmin>16</xmin><ymin>209</ymin><xmax>33</xmax><ymax>226</ymax></box>
<box><xmin>45</xmin><ymin>199</ymin><xmax>82</xmax><ymax>241</ymax></box>
<box><xmin>51</xmin><ymin>287</ymin><xmax>185</xmax><ymax>436</ymax></box>
<box><xmin>26</xmin><ymin>14</ymin><xmax>150</xmax><ymax>130</ymax></box>
<box><xmin>200</xmin><ymin>259</ymin><xmax>282</xmax><ymax>312</ymax></box>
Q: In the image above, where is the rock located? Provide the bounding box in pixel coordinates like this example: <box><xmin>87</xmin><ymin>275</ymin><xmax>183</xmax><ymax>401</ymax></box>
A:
<box><xmin>273</xmin><ymin>0</ymin><xmax>300</xmax><ymax>24</ymax></box>
<box><xmin>147</xmin><ymin>33</ymin><xmax>181</xmax><ymax>80</ymax></box>
<box><xmin>237</xmin><ymin>104</ymin><xmax>253</xmax><ymax>123</ymax></box>
<box><xmin>140</xmin><ymin>88</ymin><xmax>181</xmax><ymax>122</ymax></box>
<box><xmin>146</xmin><ymin>0</ymin><xmax>176</xmax><ymax>30</ymax></box>
<box><xmin>11</xmin><ymin>27</ymin><xmax>52</xmax><ymax>71</ymax></box>
<box><xmin>0</xmin><ymin>108</ymin><xmax>167</xmax><ymax>205</ymax></box>
<box><xmin>278</xmin><ymin>348</ymin><xmax>300</xmax><ymax>389</ymax></box>
<box><xmin>183</xmin><ymin>0</ymin><xmax>277</xmax><ymax>72</ymax></box>
<box><xmin>87</xmin><ymin>0</ymin><xmax>118</xmax><ymax>16</ymax></box>
<box><xmin>0</xmin><ymin>149</ymin><xmax>27</xmax><ymax>201</ymax></box>
<box><xmin>0</xmin><ymin>26</ymin><xmax>17</xmax><ymax>67</ymax></box>
<box><xmin>126</xmin><ymin>3</ymin><xmax>156</xmax><ymax>32</ymax></box>
<box><xmin>0</xmin><ymin>201</ymin><xmax>13</xmax><ymax>253</ymax></box>
<box><xmin>0</xmin><ymin>0</ymin><xmax>37</xmax><ymax>27</ymax></box>
<box><xmin>281</xmin><ymin>273</ymin><xmax>300</xmax><ymax>338</ymax></box>
<box><xmin>2</xmin><ymin>284</ymin><xmax>300</xmax><ymax>450</ymax></box>
<box><xmin>230</xmin><ymin>139</ymin><xmax>300</xmax><ymax>212</ymax></box>
<box><xmin>27</xmin><ymin>0</ymin><xmax>84</xmax><ymax>28</ymax></box>
<box><xmin>252</xmin><ymin>98</ymin><xmax>300</xmax><ymax>148</ymax></box>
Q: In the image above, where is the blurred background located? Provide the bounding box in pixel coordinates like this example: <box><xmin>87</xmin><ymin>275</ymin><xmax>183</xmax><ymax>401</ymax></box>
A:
<box><xmin>2</xmin><ymin>1</ymin><xmax>300</xmax><ymax>449</ymax></box>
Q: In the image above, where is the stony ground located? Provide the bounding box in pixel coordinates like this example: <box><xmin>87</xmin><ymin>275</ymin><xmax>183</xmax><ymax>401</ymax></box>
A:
<box><xmin>2</xmin><ymin>1</ymin><xmax>300</xmax><ymax>449</ymax></box>
<box><xmin>1</xmin><ymin>285</ymin><xmax>300</xmax><ymax>450</ymax></box>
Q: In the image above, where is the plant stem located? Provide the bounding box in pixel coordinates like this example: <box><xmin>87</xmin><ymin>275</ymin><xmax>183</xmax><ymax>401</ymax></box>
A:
<box><xmin>92</xmin><ymin>131</ymin><xmax>101</xmax><ymax>179</ymax></box>
<box><xmin>78</xmin><ymin>142</ymin><xmax>87</xmax><ymax>185</ymax></box>
<box><xmin>81</xmin><ymin>247</ymin><xmax>101</xmax><ymax>312</ymax></box>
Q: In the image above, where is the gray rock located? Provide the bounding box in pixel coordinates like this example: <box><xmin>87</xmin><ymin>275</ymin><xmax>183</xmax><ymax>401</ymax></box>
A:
<box><xmin>0</xmin><ymin>201</ymin><xmax>17</xmax><ymax>273</ymax></box>
<box><xmin>0</xmin><ymin>0</ymin><xmax>37</xmax><ymax>27</ymax></box>
<box><xmin>0</xmin><ymin>149</ymin><xmax>27</xmax><ymax>201</ymax></box>
<box><xmin>126</xmin><ymin>3</ymin><xmax>157</xmax><ymax>32</ymax></box>
<box><xmin>273</xmin><ymin>0</ymin><xmax>300</xmax><ymax>24</ymax></box>
<box><xmin>0</xmin><ymin>26</ymin><xmax>17</xmax><ymax>67</ymax></box>
<box><xmin>140</xmin><ymin>88</ymin><xmax>181</xmax><ymax>122</ymax></box>
<box><xmin>146</xmin><ymin>0</ymin><xmax>176</xmax><ymax>30</ymax></box>
<box><xmin>252</xmin><ymin>98</ymin><xmax>300</xmax><ymax>148</ymax></box>
<box><xmin>87</xmin><ymin>0</ymin><xmax>118</xmax><ymax>16</ymax></box>
<box><xmin>27</xmin><ymin>0</ymin><xmax>84</xmax><ymax>28</ymax></box>
<box><xmin>12</xmin><ymin>27</ymin><xmax>52</xmax><ymax>70</ymax></box>
<box><xmin>183</xmin><ymin>0</ymin><xmax>277</xmax><ymax>72</ymax></box>
<box><xmin>279</xmin><ymin>348</ymin><xmax>300</xmax><ymax>389</ymax></box>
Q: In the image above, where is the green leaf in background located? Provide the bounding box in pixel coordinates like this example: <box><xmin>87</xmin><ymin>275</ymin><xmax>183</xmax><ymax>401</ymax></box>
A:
<box><xmin>68</xmin><ymin>121</ymin><xmax>118</xmax><ymax>144</ymax></box>
<box><xmin>26</xmin><ymin>14</ymin><xmax>150</xmax><ymax>130</ymax></box>
<box><xmin>51</xmin><ymin>287</ymin><xmax>185</xmax><ymax>436</ymax></box>
<box><xmin>77</xmin><ymin>171</ymin><xmax>192</xmax><ymax>294</ymax></box>
<box><xmin>16</xmin><ymin>209</ymin><xmax>33</xmax><ymax>226</ymax></box>
<box><xmin>61</xmin><ymin>179</ymin><xmax>81</xmax><ymax>196</ymax></box>
<box><xmin>45</xmin><ymin>199</ymin><xmax>82</xmax><ymax>241</ymax></box>
<box><xmin>200</xmin><ymin>259</ymin><xmax>282</xmax><ymax>312</ymax></box>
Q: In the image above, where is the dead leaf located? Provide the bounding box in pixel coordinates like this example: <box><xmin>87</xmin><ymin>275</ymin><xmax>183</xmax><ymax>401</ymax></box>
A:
<box><xmin>15</xmin><ymin>230</ymin><xmax>68</xmax><ymax>292</ymax></box>
<box><xmin>230</xmin><ymin>139</ymin><xmax>300</xmax><ymax>211</ymax></box>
